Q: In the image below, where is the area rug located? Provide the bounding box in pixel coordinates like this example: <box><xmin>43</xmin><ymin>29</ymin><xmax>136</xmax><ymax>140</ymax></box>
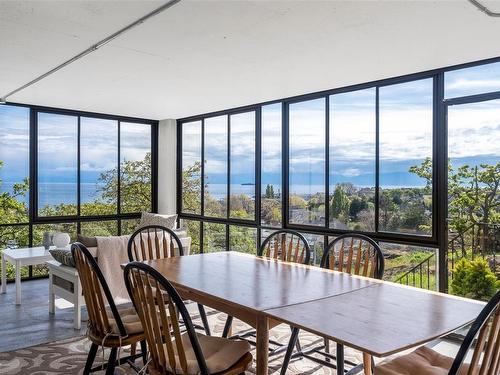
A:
<box><xmin>0</xmin><ymin>309</ymin><xmax>363</xmax><ymax>374</ymax></box>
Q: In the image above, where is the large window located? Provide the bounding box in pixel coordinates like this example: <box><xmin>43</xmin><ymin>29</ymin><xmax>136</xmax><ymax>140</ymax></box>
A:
<box><xmin>229</xmin><ymin>111</ymin><xmax>256</xmax><ymax>220</ymax></box>
<box><xmin>204</xmin><ymin>116</ymin><xmax>228</xmax><ymax>218</ymax></box>
<box><xmin>181</xmin><ymin>121</ymin><xmax>202</xmax><ymax>214</ymax></box>
<box><xmin>0</xmin><ymin>104</ymin><xmax>157</xmax><ymax>282</ymax></box>
<box><xmin>289</xmin><ymin>98</ymin><xmax>326</xmax><ymax>226</ymax></box>
<box><xmin>329</xmin><ymin>88</ymin><xmax>376</xmax><ymax>231</ymax></box>
<box><xmin>120</xmin><ymin>122</ymin><xmax>152</xmax><ymax>213</ymax></box>
<box><xmin>37</xmin><ymin>113</ymin><xmax>78</xmax><ymax>216</ymax></box>
<box><xmin>379</xmin><ymin>79</ymin><xmax>433</xmax><ymax>235</ymax></box>
<box><xmin>80</xmin><ymin>117</ymin><xmax>118</xmax><ymax>216</ymax></box>
<box><xmin>178</xmin><ymin>56</ymin><xmax>500</xmax><ymax>296</ymax></box>
<box><xmin>261</xmin><ymin>103</ymin><xmax>282</xmax><ymax>227</ymax></box>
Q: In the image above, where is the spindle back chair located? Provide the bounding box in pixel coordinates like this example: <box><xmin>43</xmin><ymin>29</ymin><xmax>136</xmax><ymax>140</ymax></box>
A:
<box><xmin>124</xmin><ymin>262</ymin><xmax>252</xmax><ymax>375</ymax></box>
<box><xmin>259</xmin><ymin>229</ymin><xmax>312</xmax><ymax>265</ymax></box>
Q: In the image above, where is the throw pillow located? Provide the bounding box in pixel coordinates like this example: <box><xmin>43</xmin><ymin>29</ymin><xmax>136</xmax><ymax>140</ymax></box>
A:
<box><xmin>77</xmin><ymin>234</ymin><xmax>98</xmax><ymax>248</ymax></box>
<box><xmin>49</xmin><ymin>249</ymin><xmax>75</xmax><ymax>267</ymax></box>
<box><xmin>138</xmin><ymin>212</ymin><xmax>177</xmax><ymax>230</ymax></box>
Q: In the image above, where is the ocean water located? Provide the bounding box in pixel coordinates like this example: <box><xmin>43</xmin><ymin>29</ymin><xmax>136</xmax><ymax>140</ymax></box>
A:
<box><xmin>1</xmin><ymin>182</ymin><xmax>105</xmax><ymax>206</ymax></box>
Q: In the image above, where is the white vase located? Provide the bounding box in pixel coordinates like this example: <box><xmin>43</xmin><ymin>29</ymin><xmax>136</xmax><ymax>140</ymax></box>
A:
<box><xmin>53</xmin><ymin>232</ymin><xmax>71</xmax><ymax>248</ymax></box>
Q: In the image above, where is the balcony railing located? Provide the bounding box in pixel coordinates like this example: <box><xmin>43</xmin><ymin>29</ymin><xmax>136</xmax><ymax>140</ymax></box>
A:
<box><xmin>396</xmin><ymin>222</ymin><xmax>500</xmax><ymax>290</ymax></box>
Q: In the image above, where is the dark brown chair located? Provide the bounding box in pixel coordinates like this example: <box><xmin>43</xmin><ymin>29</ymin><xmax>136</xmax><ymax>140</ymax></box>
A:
<box><xmin>72</xmin><ymin>242</ymin><xmax>147</xmax><ymax>375</ymax></box>
<box><xmin>124</xmin><ymin>261</ymin><xmax>253</xmax><ymax>375</ymax></box>
<box><xmin>375</xmin><ymin>289</ymin><xmax>500</xmax><ymax>375</ymax></box>
<box><xmin>281</xmin><ymin>233</ymin><xmax>385</xmax><ymax>375</ymax></box>
<box><xmin>127</xmin><ymin>225</ymin><xmax>212</xmax><ymax>336</ymax></box>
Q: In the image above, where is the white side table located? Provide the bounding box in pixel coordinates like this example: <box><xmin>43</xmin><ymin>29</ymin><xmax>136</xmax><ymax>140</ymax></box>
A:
<box><xmin>1</xmin><ymin>246</ymin><xmax>54</xmax><ymax>305</ymax></box>
<box><xmin>46</xmin><ymin>260</ymin><xmax>85</xmax><ymax>329</ymax></box>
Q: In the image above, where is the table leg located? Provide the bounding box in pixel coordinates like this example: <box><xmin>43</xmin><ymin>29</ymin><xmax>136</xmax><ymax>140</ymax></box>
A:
<box><xmin>1</xmin><ymin>254</ymin><xmax>6</xmax><ymax>294</ymax></box>
<box><xmin>363</xmin><ymin>353</ymin><xmax>372</xmax><ymax>375</ymax></box>
<box><xmin>337</xmin><ymin>342</ymin><xmax>344</xmax><ymax>374</ymax></box>
<box><xmin>15</xmin><ymin>260</ymin><xmax>21</xmax><ymax>305</ymax></box>
<box><xmin>74</xmin><ymin>278</ymin><xmax>81</xmax><ymax>329</ymax></box>
<box><xmin>256</xmin><ymin>315</ymin><xmax>269</xmax><ymax>375</ymax></box>
<box><xmin>48</xmin><ymin>270</ymin><xmax>55</xmax><ymax>314</ymax></box>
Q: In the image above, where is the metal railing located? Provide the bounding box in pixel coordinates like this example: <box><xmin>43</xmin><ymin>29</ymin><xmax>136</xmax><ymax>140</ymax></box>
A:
<box><xmin>395</xmin><ymin>222</ymin><xmax>499</xmax><ymax>290</ymax></box>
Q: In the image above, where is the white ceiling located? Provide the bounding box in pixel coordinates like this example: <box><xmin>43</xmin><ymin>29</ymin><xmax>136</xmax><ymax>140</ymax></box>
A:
<box><xmin>2</xmin><ymin>0</ymin><xmax>500</xmax><ymax>120</ymax></box>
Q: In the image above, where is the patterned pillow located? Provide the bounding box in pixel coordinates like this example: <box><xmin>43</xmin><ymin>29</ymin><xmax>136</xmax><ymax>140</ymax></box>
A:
<box><xmin>137</xmin><ymin>212</ymin><xmax>177</xmax><ymax>230</ymax></box>
<box><xmin>49</xmin><ymin>249</ymin><xmax>75</xmax><ymax>267</ymax></box>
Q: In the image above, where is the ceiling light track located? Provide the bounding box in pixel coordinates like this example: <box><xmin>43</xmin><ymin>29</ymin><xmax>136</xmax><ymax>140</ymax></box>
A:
<box><xmin>0</xmin><ymin>0</ymin><xmax>181</xmax><ymax>104</ymax></box>
<box><xmin>468</xmin><ymin>0</ymin><xmax>500</xmax><ymax>17</ymax></box>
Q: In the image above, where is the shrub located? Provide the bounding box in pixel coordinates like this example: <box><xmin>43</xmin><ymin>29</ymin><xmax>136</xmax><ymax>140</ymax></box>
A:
<box><xmin>451</xmin><ymin>258</ymin><xmax>499</xmax><ymax>301</ymax></box>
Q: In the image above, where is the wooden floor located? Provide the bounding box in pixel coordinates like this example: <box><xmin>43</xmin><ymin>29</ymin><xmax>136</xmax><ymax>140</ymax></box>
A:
<box><xmin>0</xmin><ymin>278</ymin><xmax>87</xmax><ymax>352</ymax></box>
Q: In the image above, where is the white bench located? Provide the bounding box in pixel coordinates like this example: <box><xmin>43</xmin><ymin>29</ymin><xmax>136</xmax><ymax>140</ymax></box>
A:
<box><xmin>46</xmin><ymin>260</ymin><xmax>85</xmax><ymax>329</ymax></box>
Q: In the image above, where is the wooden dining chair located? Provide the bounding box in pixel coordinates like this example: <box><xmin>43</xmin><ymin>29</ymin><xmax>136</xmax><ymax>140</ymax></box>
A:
<box><xmin>281</xmin><ymin>233</ymin><xmax>385</xmax><ymax>375</ymax></box>
<box><xmin>128</xmin><ymin>225</ymin><xmax>212</xmax><ymax>336</ymax></box>
<box><xmin>374</xmin><ymin>289</ymin><xmax>500</xmax><ymax>375</ymax></box>
<box><xmin>124</xmin><ymin>261</ymin><xmax>253</xmax><ymax>375</ymax></box>
<box><xmin>72</xmin><ymin>242</ymin><xmax>147</xmax><ymax>375</ymax></box>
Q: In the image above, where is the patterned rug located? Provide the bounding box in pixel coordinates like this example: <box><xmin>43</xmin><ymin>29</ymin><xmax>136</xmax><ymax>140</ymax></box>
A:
<box><xmin>0</xmin><ymin>309</ymin><xmax>363</xmax><ymax>374</ymax></box>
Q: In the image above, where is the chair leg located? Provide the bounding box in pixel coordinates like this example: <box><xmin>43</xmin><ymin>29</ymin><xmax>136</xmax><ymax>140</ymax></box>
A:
<box><xmin>363</xmin><ymin>353</ymin><xmax>373</xmax><ymax>375</ymax></box>
<box><xmin>140</xmin><ymin>340</ymin><xmax>148</xmax><ymax>365</ymax></box>
<box><xmin>280</xmin><ymin>327</ymin><xmax>300</xmax><ymax>375</ymax></box>
<box><xmin>222</xmin><ymin>315</ymin><xmax>233</xmax><ymax>338</ymax></box>
<box><xmin>324</xmin><ymin>338</ymin><xmax>330</xmax><ymax>362</ymax></box>
<box><xmin>105</xmin><ymin>347</ymin><xmax>118</xmax><ymax>375</ymax></box>
<box><xmin>83</xmin><ymin>343</ymin><xmax>98</xmax><ymax>375</ymax></box>
<box><xmin>197</xmin><ymin>303</ymin><xmax>211</xmax><ymax>336</ymax></box>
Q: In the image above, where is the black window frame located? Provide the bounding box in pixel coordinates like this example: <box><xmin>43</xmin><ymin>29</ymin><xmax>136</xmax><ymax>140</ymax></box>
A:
<box><xmin>177</xmin><ymin>55</ymin><xmax>500</xmax><ymax>293</ymax></box>
<box><xmin>0</xmin><ymin>101</ymin><xmax>158</xmax><ymax>280</ymax></box>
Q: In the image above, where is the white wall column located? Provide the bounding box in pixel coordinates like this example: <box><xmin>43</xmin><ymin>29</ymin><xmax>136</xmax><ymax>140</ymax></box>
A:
<box><xmin>157</xmin><ymin>118</ymin><xmax>177</xmax><ymax>214</ymax></box>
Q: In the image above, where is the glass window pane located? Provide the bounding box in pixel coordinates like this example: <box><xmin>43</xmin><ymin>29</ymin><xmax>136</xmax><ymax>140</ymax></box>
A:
<box><xmin>329</xmin><ymin>89</ymin><xmax>376</xmax><ymax>231</ymax></box>
<box><xmin>289</xmin><ymin>98</ymin><xmax>326</xmax><ymax>226</ymax></box>
<box><xmin>181</xmin><ymin>121</ymin><xmax>202</xmax><ymax>214</ymax></box>
<box><xmin>181</xmin><ymin>219</ymin><xmax>201</xmax><ymax>254</ymax></box>
<box><xmin>204</xmin><ymin>116</ymin><xmax>228</xmax><ymax>218</ymax></box>
<box><xmin>261</xmin><ymin>103</ymin><xmax>282</xmax><ymax>227</ymax></box>
<box><xmin>302</xmin><ymin>232</ymin><xmax>324</xmax><ymax>266</ymax></box>
<box><xmin>0</xmin><ymin>105</ymin><xmax>30</xmax><ymax>224</ymax></box>
<box><xmin>37</xmin><ymin>112</ymin><xmax>78</xmax><ymax>216</ymax></box>
<box><xmin>381</xmin><ymin>242</ymin><xmax>437</xmax><ymax>291</ymax></box>
<box><xmin>80</xmin><ymin>117</ymin><xmax>118</xmax><ymax>216</ymax></box>
<box><xmin>230</xmin><ymin>112</ymin><xmax>255</xmax><ymax>220</ymax></box>
<box><xmin>120</xmin><ymin>122</ymin><xmax>152</xmax><ymax>213</ymax></box>
<box><xmin>0</xmin><ymin>225</ymin><xmax>30</xmax><ymax>280</ymax></box>
<box><xmin>445</xmin><ymin>61</ymin><xmax>500</xmax><ymax>99</ymax></box>
<box><xmin>379</xmin><ymin>79</ymin><xmax>433</xmax><ymax>235</ymax></box>
<box><xmin>121</xmin><ymin>218</ymin><xmax>140</xmax><ymax>235</ymax></box>
<box><xmin>203</xmin><ymin>222</ymin><xmax>226</xmax><ymax>252</ymax></box>
<box><xmin>448</xmin><ymin>99</ymin><xmax>500</xmax><ymax>292</ymax></box>
<box><xmin>229</xmin><ymin>225</ymin><xmax>257</xmax><ymax>254</ymax></box>
<box><xmin>33</xmin><ymin>222</ymin><xmax>77</xmax><ymax>246</ymax></box>
<box><xmin>80</xmin><ymin>220</ymin><xmax>118</xmax><ymax>237</ymax></box>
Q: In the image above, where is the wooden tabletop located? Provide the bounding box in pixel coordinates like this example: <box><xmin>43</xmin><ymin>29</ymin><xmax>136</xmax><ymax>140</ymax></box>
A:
<box><xmin>142</xmin><ymin>251</ymin><xmax>376</xmax><ymax>313</ymax></box>
<box><xmin>264</xmin><ymin>281</ymin><xmax>485</xmax><ymax>357</ymax></box>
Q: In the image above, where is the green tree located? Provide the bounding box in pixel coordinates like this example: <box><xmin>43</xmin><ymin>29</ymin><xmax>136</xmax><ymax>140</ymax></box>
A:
<box><xmin>99</xmin><ymin>152</ymin><xmax>152</xmax><ymax>213</ymax></box>
<box><xmin>330</xmin><ymin>185</ymin><xmax>350</xmax><ymax>222</ymax></box>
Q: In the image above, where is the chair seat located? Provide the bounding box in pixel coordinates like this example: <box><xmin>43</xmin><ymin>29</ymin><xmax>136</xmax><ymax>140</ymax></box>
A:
<box><xmin>164</xmin><ymin>332</ymin><xmax>251</xmax><ymax>374</ymax></box>
<box><xmin>375</xmin><ymin>346</ymin><xmax>470</xmax><ymax>375</ymax></box>
<box><xmin>107</xmin><ymin>304</ymin><xmax>143</xmax><ymax>335</ymax></box>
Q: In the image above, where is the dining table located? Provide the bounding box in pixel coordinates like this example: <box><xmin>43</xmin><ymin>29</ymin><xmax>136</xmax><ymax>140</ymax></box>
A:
<box><xmin>141</xmin><ymin>251</ymin><xmax>485</xmax><ymax>374</ymax></box>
